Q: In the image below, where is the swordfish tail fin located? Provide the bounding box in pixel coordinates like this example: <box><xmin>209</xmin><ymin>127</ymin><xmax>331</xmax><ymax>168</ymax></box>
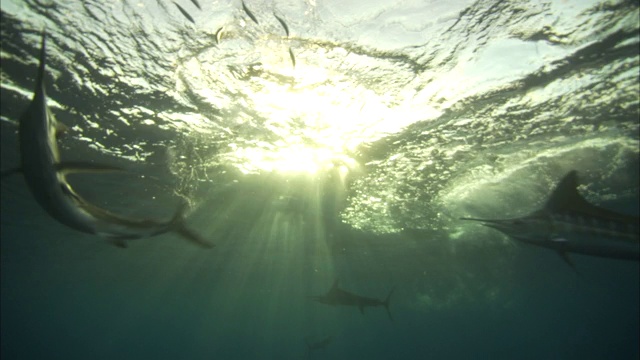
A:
<box><xmin>170</xmin><ymin>202</ymin><xmax>215</xmax><ymax>248</ymax></box>
<box><xmin>384</xmin><ymin>286</ymin><xmax>396</xmax><ymax>322</ymax></box>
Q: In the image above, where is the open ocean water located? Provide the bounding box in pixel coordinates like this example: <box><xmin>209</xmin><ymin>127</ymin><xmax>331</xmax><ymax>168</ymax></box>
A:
<box><xmin>1</xmin><ymin>0</ymin><xmax>638</xmax><ymax>359</ymax></box>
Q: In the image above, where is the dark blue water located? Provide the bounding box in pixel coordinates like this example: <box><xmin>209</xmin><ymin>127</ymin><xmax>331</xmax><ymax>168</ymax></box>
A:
<box><xmin>2</xmin><ymin>179</ymin><xmax>638</xmax><ymax>359</ymax></box>
<box><xmin>2</xmin><ymin>1</ymin><xmax>639</xmax><ymax>359</ymax></box>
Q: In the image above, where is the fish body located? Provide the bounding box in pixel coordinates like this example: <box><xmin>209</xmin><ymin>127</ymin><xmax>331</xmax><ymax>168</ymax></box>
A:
<box><xmin>215</xmin><ymin>26</ymin><xmax>224</xmax><ymax>45</ymax></box>
<box><xmin>190</xmin><ymin>0</ymin><xmax>202</xmax><ymax>10</ymax></box>
<box><xmin>242</xmin><ymin>1</ymin><xmax>259</xmax><ymax>25</ymax></box>
<box><xmin>305</xmin><ymin>335</ymin><xmax>332</xmax><ymax>357</ymax></box>
<box><xmin>273</xmin><ymin>13</ymin><xmax>289</xmax><ymax>37</ymax></box>
<box><xmin>10</xmin><ymin>32</ymin><xmax>212</xmax><ymax>249</ymax></box>
<box><xmin>289</xmin><ymin>47</ymin><xmax>296</xmax><ymax>68</ymax></box>
<box><xmin>310</xmin><ymin>279</ymin><xmax>395</xmax><ymax>321</ymax></box>
<box><xmin>173</xmin><ymin>2</ymin><xmax>196</xmax><ymax>24</ymax></box>
<box><xmin>461</xmin><ymin>170</ymin><xmax>639</xmax><ymax>266</ymax></box>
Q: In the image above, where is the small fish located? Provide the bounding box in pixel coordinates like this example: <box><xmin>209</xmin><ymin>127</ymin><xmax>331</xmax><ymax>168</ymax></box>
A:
<box><xmin>189</xmin><ymin>0</ymin><xmax>202</xmax><ymax>11</ymax></box>
<box><xmin>173</xmin><ymin>2</ymin><xmax>196</xmax><ymax>24</ymax></box>
<box><xmin>305</xmin><ymin>335</ymin><xmax>332</xmax><ymax>357</ymax></box>
<box><xmin>305</xmin><ymin>335</ymin><xmax>332</xmax><ymax>351</ymax></box>
<box><xmin>242</xmin><ymin>0</ymin><xmax>259</xmax><ymax>25</ymax></box>
<box><xmin>289</xmin><ymin>47</ymin><xmax>296</xmax><ymax>68</ymax></box>
<box><xmin>309</xmin><ymin>279</ymin><xmax>395</xmax><ymax>321</ymax></box>
<box><xmin>215</xmin><ymin>26</ymin><xmax>224</xmax><ymax>45</ymax></box>
<box><xmin>273</xmin><ymin>12</ymin><xmax>289</xmax><ymax>37</ymax></box>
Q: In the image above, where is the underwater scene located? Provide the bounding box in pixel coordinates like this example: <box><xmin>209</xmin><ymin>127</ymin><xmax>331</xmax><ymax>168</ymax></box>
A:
<box><xmin>1</xmin><ymin>0</ymin><xmax>638</xmax><ymax>359</ymax></box>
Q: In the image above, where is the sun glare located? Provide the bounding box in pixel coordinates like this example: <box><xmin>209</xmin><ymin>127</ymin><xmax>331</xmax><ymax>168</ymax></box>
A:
<box><xmin>176</xmin><ymin>39</ymin><xmax>441</xmax><ymax>175</ymax></box>
<box><xmin>230</xmin><ymin>144</ymin><xmax>352</xmax><ymax>175</ymax></box>
<box><xmin>225</xmin><ymin>62</ymin><xmax>433</xmax><ymax>174</ymax></box>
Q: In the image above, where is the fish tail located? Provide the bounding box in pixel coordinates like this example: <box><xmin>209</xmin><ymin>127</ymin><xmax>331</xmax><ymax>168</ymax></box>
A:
<box><xmin>170</xmin><ymin>201</ymin><xmax>215</xmax><ymax>248</ymax></box>
<box><xmin>383</xmin><ymin>286</ymin><xmax>395</xmax><ymax>322</ymax></box>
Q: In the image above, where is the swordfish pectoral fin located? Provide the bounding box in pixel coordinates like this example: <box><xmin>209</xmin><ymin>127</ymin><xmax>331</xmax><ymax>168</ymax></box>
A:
<box><xmin>105</xmin><ymin>233</ymin><xmax>145</xmax><ymax>248</ymax></box>
<box><xmin>107</xmin><ymin>238</ymin><xmax>128</xmax><ymax>248</ymax></box>
<box><xmin>55</xmin><ymin>162</ymin><xmax>126</xmax><ymax>175</ymax></box>
<box><xmin>556</xmin><ymin>251</ymin><xmax>579</xmax><ymax>274</ymax></box>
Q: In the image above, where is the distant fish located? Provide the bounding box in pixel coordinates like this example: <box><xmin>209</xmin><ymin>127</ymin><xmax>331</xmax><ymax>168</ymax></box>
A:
<box><xmin>189</xmin><ymin>0</ymin><xmax>202</xmax><ymax>11</ymax></box>
<box><xmin>289</xmin><ymin>47</ymin><xmax>296</xmax><ymax>68</ymax></box>
<box><xmin>305</xmin><ymin>335</ymin><xmax>332</xmax><ymax>351</ymax></box>
<box><xmin>309</xmin><ymin>279</ymin><xmax>395</xmax><ymax>321</ymax></box>
<box><xmin>173</xmin><ymin>1</ymin><xmax>196</xmax><ymax>24</ymax></box>
<box><xmin>273</xmin><ymin>12</ymin><xmax>289</xmax><ymax>37</ymax></box>
<box><xmin>215</xmin><ymin>26</ymin><xmax>224</xmax><ymax>45</ymax></box>
<box><xmin>242</xmin><ymin>0</ymin><xmax>259</xmax><ymax>25</ymax></box>
<box><xmin>305</xmin><ymin>335</ymin><xmax>332</xmax><ymax>357</ymax></box>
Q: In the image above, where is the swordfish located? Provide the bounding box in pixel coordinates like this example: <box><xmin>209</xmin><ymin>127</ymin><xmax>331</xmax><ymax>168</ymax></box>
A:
<box><xmin>309</xmin><ymin>279</ymin><xmax>395</xmax><ymax>321</ymax></box>
<box><xmin>3</xmin><ymin>32</ymin><xmax>213</xmax><ymax>249</ymax></box>
<box><xmin>461</xmin><ymin>170</ymin><xmax>639</xmax><ymax>266</ymax></box>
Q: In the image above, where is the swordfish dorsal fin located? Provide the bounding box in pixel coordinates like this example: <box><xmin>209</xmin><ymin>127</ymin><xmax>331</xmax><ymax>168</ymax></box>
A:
<box><xmin>544</xmin><ymin>171</ymin><xmax>590</xmax><ymax>212</ymax></box>
<box><xmin>544</xmin><ymin>170</ymin><xmax>635</xmax><ymax>222</ymax></box>
<box><xmin>35</xmin><ymin>30</ymin><xmax>47</xmax><ymax>96</ymax></box>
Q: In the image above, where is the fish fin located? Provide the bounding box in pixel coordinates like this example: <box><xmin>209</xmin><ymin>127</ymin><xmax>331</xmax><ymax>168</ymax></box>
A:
<box><xmin>170</xmin><ymin>201</ymin><xmax>215</xmax><ymax>248</ymax></box>
<box><xmin>1</xmin><ymin>167</ymin><xmax>23</xmax><ymax>178</ymax></box>
<box><xmin>545</xmin><ymin>171</ymin><xmax>590</xmax><ymax>212</ymax></box>
<box><xmin>358</xmin><ymin>305</ymin><xmax>364</xmax><ymax>315</ymax></box>
<box><xmin>383</xmin><ymin>286</ymin><xmax>395</xmax><ymax>322</ymax></box>
<box><xmin>557</xmin><ymin>251</ymin><xmax>576</xmax><ymax>270</ymax></box>
<box><xmin>55</xmin><ymin>121</ymin><xmax>69</xmax><ymax>137</ymax></box>
<box><xmin>55</xmin><ymin>162</ymin><xmax>125</xmax><ymax>174</ymax></box>
<box><xmin>108</xmin><ymin>239</ymin><xmax>128</xmax><ymax>248</ymax></box>
<box><xmin>545</xmin><ymin>170</ymin><xmax>635</xmax><ymax>222</ymax></box>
